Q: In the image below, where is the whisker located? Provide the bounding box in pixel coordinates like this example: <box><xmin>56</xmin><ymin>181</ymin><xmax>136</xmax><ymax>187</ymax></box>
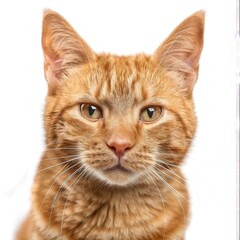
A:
<box><xmin>150</xmin><ymin>166</ymin><xmax>189</xmax><ymax>203</ymax></box>
<box><xmin>38</xmin><ymin>162</ymin><xmax>72</xmax><ymax>211</ymax></box>
<box><xmin>144</xmin><ymin>170</ymin><xmax>167</xmax><ymax>239</ymax></box>
<box><xmin>155</xmin><ymin>162</ymin><xmax>187</xmax><ymax>182</ymax></box>
<box><xmin>41</xmin><ymin>154</ymin><xmax>80</xmax><ymax>161</ymax></box>
<box><xmin>153</xmin><ymin>165</ymin><xmax>188</xmax><ymax>189</ymax></box>
<box><xmin>155</xmin><ymin>159</ymin><xmax>181</xmax><ymax>168</ymax></box>
<box><xmin>45</xmin><ymin>147</ymin><xmax>81</xmax><ymax>151</ymax></box>
<box><xmin>47</xmin><ymin>163</ymin><xmax>83</xmax><ymax>227</ymax></box>
<box><xmin>60</xmin><ymin>165</ymin><xmax>91</xmax><ymax>234</ymax></box>
<box><xmin>148</xmin><ymin>166</ymin><xmax>188</xmax><ymax>229</ymax></box>
<box><xmin>157</xmin><ymin>152</ymin><xmax>184</xmax><ymax>158</ymax></box>
<box><xmin>37</xmin><ymin>156</ymin><xmax>81</xmax><ymax>173</ymax></box>
<box><xmin>60</xmin><ymin>172</ymin><xmax>82</xmax><ymax>234</ymax></box>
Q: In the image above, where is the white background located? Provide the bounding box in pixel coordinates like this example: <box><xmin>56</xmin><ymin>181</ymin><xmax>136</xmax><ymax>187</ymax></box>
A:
<box><xmin>0</xmin><ymin>0</ymin><xmax>237</xmax><ymax>239</ymax></box>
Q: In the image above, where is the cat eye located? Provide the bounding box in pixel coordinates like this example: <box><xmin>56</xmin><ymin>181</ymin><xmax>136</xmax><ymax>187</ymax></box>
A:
<box><xmin>80</xmin><ymin>103</ymin><xmax>102</xmax><ymax>121</ymax></box>
<box><xmin>140</xmin><ymin>106</ymin><xmax>163</xmax><ymax>123</ymax></box>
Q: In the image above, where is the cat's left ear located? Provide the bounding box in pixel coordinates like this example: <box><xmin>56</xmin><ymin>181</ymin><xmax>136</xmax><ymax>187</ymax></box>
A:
<box><xmin>42</xmin><ymin>9</ymin><xmax>95</xmax><ymax>95</ymax></box>
<box><xmin>153</xmin><ymin>11</ymin><xmax>205</xmax><ymax>94</ymax></box>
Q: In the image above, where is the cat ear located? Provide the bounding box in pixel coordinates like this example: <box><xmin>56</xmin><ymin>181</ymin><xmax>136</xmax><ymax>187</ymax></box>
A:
<box><xmin>153</xmin><ymin>11</ymin><xmax>205</xmax><ymax>94</ymax></box>
<box><xmin>42</xmin><ymin>9</ymin><xmax>95</xmax><ymax>95</ymax></box>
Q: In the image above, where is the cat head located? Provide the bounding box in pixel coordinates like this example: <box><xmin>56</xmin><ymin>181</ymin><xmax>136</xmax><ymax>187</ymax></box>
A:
<box><xmin>42</xmin><ymin>10</ymin><xmax>204</xmax><ymax>186</ymax></box>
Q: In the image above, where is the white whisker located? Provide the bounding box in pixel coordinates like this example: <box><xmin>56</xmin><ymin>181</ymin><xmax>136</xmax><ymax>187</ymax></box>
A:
<box><xmin>60</xmin><ymin>173</ymin><xmax>82</xmax><ymax>234</ymax></box>
<box><xmin>148</xmin><ymin>166</ymin><xmax>188</xmax><ymax>229</ymax></box>
<box><xmin>153</xmin><ymin>165</ymin><xmax>188</xmax><ymax>189</ymax></box>
<box><xmin>156</xmin><ymin>163</ymin><xmax>188</xmax><ymax>184</ymax></box>
<box><xmin>45</xmin><ymin>147</ymin><xmax>80</xmax><ymax>151</ymax></box>
<box><xmin>150</xmin><ymin>166</ymin><xmax>189</xmax><ymax>203</ymax></box>
<box><xmin>37</xmin><ymin>156</ymin><xmax>80</xmax><ymax>173</ymax></box>
<box><xmin>47</xmin><ymin>163</ymin><xmax>83</xmax><ymax>227</ymax></box>
<box><xmin>155</xmin><ymin>159</ymin><xmax>181</xmax><ymax>168</ymax></box>
<box><xmin>41</xmin><ymin>154</ymin><xmax>80</xmax><ymax>161</ymax></box>
<box><xmin>144</xmin><ymin>170</ymin><xmax>167</xmax><ymax>239</ymax></box>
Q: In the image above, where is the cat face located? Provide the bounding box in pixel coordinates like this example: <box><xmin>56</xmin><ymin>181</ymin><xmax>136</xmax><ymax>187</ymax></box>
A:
<box><xmin>42</xmin><ymin>10</ymin><xmax>204</xmax><ymax>186</ymax></box>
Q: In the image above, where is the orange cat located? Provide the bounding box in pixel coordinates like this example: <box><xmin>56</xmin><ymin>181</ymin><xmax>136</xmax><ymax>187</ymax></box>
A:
<box><xmin>17</xmin><ymin>9</ymin><xmax>204</xmax><ymax>240</ymax></box>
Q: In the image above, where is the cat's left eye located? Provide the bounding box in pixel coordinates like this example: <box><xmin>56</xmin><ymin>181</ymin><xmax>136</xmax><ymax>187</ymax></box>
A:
<box><xmin>140</xmin><ymin>106</ymin><xmax>163</xmax><ymax>123</ymax></box>
<box><xmin>80</xmin><ymin>103</ymin><xmax>102</xmax><ymax>121</ymax></box>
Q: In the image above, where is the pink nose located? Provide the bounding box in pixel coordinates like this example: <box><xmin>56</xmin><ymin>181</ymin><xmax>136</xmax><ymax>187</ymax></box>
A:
<box><xmin>107</xmin><ymin>135</ymin><xmax>134</xmax><ymax>158</ymax></box>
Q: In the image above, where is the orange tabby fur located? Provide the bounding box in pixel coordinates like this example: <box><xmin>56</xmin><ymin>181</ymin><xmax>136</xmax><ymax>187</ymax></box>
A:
<box><xmin>17</xmin><ymin>10</ymin><xmax>204</xmax><ymax>240</ymax></box>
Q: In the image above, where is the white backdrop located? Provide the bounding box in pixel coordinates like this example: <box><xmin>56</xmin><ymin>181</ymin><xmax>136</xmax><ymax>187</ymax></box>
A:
<box><xmin>0</xmin><ymin>1</ymin><xmax>237</xmax><ymax>239</ymax></box>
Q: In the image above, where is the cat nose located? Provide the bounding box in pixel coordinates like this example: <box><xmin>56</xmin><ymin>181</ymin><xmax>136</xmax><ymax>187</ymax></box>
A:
<box><xmin>107</xmin><ymin>135</ymin><xmax>134</xmax><ymax>158</ymax></box>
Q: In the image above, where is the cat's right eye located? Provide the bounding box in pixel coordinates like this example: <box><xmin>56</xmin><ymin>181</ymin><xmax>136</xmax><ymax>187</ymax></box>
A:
<box><xmin>80</xmin><ymin>103</ymin><xmax>102</xmax><ymax>121</ymax></box>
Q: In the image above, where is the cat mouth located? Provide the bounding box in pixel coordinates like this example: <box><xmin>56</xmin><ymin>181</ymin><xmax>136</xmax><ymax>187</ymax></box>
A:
<box><xmin>98</xmin><ymin>164</ymin><xmax>139</xmax><ymax>186</ymax></box>
<box><xmin>104</xmin><ymin>164</ymin><xmax>132</xmax><ymax>174</ymax></box>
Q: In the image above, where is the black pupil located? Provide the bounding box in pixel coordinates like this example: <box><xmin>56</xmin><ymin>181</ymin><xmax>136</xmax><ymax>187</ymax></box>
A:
<box><xmin>147</xmin><ymin>108</ymin><xmax>155</xmax><ymax>118</ymax></box>
<box><xmin>88</xmin><ymin>105</ymin><xmax>96</xmax><ymax>116</ymax></box>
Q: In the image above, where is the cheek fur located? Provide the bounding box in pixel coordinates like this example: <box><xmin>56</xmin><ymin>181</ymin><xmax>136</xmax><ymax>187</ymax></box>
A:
<box><xmin>147</xmin><ymin>120</ymin><xmax>194</xmax><ymax>165</ymax></box>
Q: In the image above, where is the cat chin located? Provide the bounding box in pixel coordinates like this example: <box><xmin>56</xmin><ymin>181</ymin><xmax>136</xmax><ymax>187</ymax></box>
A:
<box><xmin>93</xmin><ymin>168</ymin><xmax>142</xmax><ymax>187</ymax></box>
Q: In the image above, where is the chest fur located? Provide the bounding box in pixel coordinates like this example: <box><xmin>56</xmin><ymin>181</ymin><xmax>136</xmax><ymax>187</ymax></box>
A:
<box><xmin>33</xmin><ymin>180</ymin><xmax>178</xmax><ymax>240</ymax></box>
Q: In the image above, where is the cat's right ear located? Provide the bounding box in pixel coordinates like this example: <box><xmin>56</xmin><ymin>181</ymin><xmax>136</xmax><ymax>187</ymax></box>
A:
<box><xmin>42</xmin><ymin>9</ymin><xmax>95</xmax><ymax>95</ymax></box>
